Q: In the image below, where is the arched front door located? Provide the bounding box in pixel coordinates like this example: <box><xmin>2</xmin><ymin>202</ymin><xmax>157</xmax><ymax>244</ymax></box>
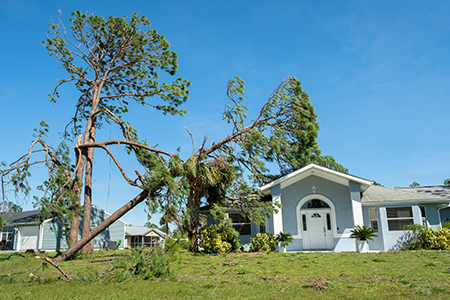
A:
<box><xmin>299</xmin><ymin>198</ymin><xmax>335</xmax><ymax>250</ymax></box>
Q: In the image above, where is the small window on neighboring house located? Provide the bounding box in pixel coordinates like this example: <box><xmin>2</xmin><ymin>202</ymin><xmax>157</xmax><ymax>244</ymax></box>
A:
<box><xmin>229</xmin><ymin>213</ymin><xmax>251</xmax><ymax>235</ymax></box>
<box><xmin>420</xmin><ymin>206</ymin><xmax>428</xmax><ymax>228</ymax></box>
<box><xmin>386</xmin><ymin>207</ymin><xmax>414</xmax><ymax>231</ymax></box>
<box><xmin>369</xmin><ymin>208</ymin><xmax>378</xmax><ymax>232</ymax></box>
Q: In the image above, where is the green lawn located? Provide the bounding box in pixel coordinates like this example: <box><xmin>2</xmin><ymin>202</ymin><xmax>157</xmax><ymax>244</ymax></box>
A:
<box><xmin>1</xmin><ymin>250</ymin><xmax>450</xmax><ymax>299</ymax></box>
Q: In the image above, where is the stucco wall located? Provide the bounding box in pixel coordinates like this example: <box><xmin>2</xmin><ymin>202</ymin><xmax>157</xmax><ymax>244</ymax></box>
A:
<box><xmin>280</xmin><ymin>175</ymin><xmax>354</xmax><ymax>251</ymax></box>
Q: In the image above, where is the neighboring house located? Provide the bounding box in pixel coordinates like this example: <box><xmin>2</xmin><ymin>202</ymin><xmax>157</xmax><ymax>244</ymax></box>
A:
<box><xmin>0</xmin><ymin>205</ymin><xmax>126</xmax><ymax>251</ymax></box>
<box><xmin>125</xmin><ymin>226</ymin><xmax>166</xmax><ymax>248</ymax></box>
<box><xmin>207</xmin><ymin>164</ymin><xmax>450</xmax><ymax>251</ymax></box>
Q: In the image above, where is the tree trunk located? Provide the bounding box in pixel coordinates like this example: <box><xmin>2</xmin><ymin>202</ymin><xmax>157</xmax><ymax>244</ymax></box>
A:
<box><xmin>55</xmin><ymin>189</ymin><xmax>150</xmax><ymax>262</ymax></box>
<box><xmin>81</xmin><ymin>119</ymin><xmax>96</xmax><ymax>254</ymax></box>
<box><xmin>68</xmin><ymin>146</ymin><xmax>86</xmax><ymax>248</ymax></box>
<box><xmin>187</xmin><ymin>184</ymin><xmax>201</xmax><ymax>252</ymax></box>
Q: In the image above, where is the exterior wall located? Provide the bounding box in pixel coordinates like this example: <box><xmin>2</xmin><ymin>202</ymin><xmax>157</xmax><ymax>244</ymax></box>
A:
<box><xmin>361</xmin><ymin>203</ymin><xmax>445</xmax><ymax>251</ymax></box>
<box><xmin>280</xmin><ymin>175</ymin><xmax>354</xmax><ymax>251</ymax></box>
<box><xmin>423</xmin><ymin>203</ymin><xmax>442</xmax><ymax>228</ymax></box>
<box><xmin>41</xmin><ymin>206</ymin><xmax>125</xmax><ymax>251</ymax></box>
<box><xmin>41</xmin><ymin>221</ymin><xmax>69</xmax><ymax>251</ymax></box>
<box><xmin>440</xmin><ymin>207</ymin><xmax>450</xmax><ymax>222</ymax></box>
<box><xmin>362</xmin><ymin>206</ymin><xmax>385</xmax><ymax>251</ymax></box>
<box><xmin>78</xmin><ymin>206</ymin><xmax>125</xmax><ymax>249</ymax></box>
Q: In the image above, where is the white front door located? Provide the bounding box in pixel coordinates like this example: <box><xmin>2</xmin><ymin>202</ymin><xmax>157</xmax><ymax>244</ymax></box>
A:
<box><xmin>302</xmin><ymin>209</ymin><xmax>334</xmax><ymax>250</ymax></box>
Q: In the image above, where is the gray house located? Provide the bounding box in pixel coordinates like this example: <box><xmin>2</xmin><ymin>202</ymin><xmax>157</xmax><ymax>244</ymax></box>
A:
<box><xmin>1</xmin><ymin>205</ymin><xmax>126</xmax><ymax>251</ymax></box>
<box><xmin>219</xmin><ymin>164</ymin><xmax>450</xmax><ymax>251</ymax></box>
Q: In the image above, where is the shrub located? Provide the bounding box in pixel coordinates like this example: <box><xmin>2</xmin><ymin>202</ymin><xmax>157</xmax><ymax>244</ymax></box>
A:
<box><xmin>249</xmin><ymin>233</ymin><xmax>275</xmax><ymax>252</ymax></box>
<box><xmin>401</xmin><ymin>224</ymin><xmax>429</xmax><ymax>250</ymax></box>
<box><xmin>350</xmin><ymin>225</ymin><xmax>378</xmax><ymax>244</ymax></box>
<box><xmin>442</xmin><ymin>221</ymin><xmax>450</xmax><ymax>229</ymax></box>
<box><xmin>401</xmin><ymin>224</ymin><xmax>450</xmax><ymax>250</ymax></box>
<box><xmin>199</xmin><ymin>224</ymin><xmax>240</xmax><ymax>254</ymax></box>
<box><xmin>427</xmin><ymin>228</ymin><xmax>450</xmax><ymax>250</ymax></box>
<box><xmin>274</xmin><ymin>231</ymin><xmax>294</xmax><ymax>248</ymax></box>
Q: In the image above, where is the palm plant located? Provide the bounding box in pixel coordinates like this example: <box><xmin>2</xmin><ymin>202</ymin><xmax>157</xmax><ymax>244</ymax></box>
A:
<box><xmin>350</xmin><ymin>225</ymin><xmax>378</xmax><ymax>244</ymax></box>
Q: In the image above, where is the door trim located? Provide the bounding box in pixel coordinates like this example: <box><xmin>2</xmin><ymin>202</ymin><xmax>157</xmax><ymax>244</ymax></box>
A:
<box><xmin>296</xmin><ymin>194</ymin><xmax>337</xmax><ymax>244</ymax></box>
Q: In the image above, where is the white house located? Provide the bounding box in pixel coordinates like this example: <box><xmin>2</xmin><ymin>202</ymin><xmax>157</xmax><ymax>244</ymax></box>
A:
<box><xmin>258</xmin><ymin>164</ymin><xmax>450</xmax><ymax>251</ymax></box>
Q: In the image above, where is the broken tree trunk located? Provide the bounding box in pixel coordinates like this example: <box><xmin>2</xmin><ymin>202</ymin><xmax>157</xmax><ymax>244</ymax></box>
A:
<box><xmin>55</xmin><ymin>189</ymin><xmax>150</xmax><ymax>262</ymax></box>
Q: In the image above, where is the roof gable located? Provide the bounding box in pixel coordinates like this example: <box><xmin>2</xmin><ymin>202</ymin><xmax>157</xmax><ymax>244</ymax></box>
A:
<box><xmin>125</xmin><ymin>226</ymin><xmax>166</xmax><ymax>238</ymax></box>
<box><xmin>260</xmin><ymin>164</ymin><xmax>372</xmax><ymax>194</ymax></box>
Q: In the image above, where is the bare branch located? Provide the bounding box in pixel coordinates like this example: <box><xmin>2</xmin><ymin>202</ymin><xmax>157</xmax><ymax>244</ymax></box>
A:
<box><xmin>185</xmin><ymin>127</ymin><xmax>196</xmax><ymax>157</ymax></box>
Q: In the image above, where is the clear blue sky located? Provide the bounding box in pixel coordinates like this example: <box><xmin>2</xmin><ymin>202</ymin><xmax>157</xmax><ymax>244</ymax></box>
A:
<box><xmin>1</xmin><ymin>0</ymin><xmax>449</xmax><ymax>227</ymax></box>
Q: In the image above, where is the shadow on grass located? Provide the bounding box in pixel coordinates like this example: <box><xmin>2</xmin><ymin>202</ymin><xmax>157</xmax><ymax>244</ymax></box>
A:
<box><xmin>0</xmin><ymin>252</ymin><xmax>26</xmax><ymax>261</ymax></box>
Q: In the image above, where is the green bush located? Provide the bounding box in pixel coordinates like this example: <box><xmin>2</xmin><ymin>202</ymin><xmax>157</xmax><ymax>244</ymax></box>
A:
<box><xmin>401</xmin><ymin>225</ymin><xmax>450</xmax><ymax>250</ymax></box>
<box><xmin>442</xmin><ymin>221</ymin><xmax>450</xmax><ymax>229</ymax></box>
<box><xmin>427</xmin><ymin>228</ymin><xmax>450</xmax><ymax>250</ymax></box>
<box><xmin>199</xmin><ymin>224</ymin><xmax>240</xmax><ymax>253</ymax></box>
<box><xmin>249</xmin><ymin>233</ymin><xmax>275</xmax><ymax>252</ymax></box>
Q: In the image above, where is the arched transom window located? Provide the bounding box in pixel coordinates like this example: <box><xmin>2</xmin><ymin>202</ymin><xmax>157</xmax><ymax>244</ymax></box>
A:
<box><xmin>301</xmin><ymin>199</ymin><xmax>330</xmax><ymax>209</ymax></box>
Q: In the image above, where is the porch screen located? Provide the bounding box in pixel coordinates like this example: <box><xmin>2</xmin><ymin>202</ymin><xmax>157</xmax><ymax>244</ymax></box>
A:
<box><xmin>386</xmin><ymin>207</ymin><xmax>414</xmax><ymax>231</ymax></box>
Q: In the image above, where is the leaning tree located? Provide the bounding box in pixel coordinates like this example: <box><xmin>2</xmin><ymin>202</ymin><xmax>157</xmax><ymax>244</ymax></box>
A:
<box><xmin>1</xmin><ymin>11</ymin><xmax>190</xmax><ymax>254</ymax></box>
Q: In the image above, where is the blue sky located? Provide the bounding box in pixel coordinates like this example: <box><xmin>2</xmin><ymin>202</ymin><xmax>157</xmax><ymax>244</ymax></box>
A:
<box><xmin>1</xmin><ymin>0</ymin><xmax>449</xmax><ymax>227</ymax></box>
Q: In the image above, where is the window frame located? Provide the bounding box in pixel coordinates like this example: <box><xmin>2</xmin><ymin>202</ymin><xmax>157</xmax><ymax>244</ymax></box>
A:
<box><xmin>386</xmin><ymin>207</ymin><xmax>414</xmax><ymax>231</ymax></box>
<box><xmin>369</xmin><ymin>208</ymin><xmax>379</xmax><ymax>232</ymax></box>
<box><xmin>1</xmin><ymin>226</ymin><xmax>14</xmax><ymax>242</ymax></box>
<box><xmin>228</xmin><ymin>213</ymin><xmax>252</xmax><ymax>236</ymax></box>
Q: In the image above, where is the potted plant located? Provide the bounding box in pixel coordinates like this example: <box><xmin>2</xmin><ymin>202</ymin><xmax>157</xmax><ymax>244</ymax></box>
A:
<box><xmin>350</xmin><ymin>225</ymin><xmax>378</xmax><ymax>253</ymax></box>
<box><xmin>274</xmin><ymin>231</ymin><xmax>293</xmax><ymax>253</ymax></box>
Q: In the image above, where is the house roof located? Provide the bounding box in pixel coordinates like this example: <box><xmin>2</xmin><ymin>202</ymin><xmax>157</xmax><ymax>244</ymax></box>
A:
<box><xmin>362</xmin><ymin>185</ymin><xmax>450</xmax><ymax>205</ymax></box>
<box><xmin>4</xmin><ymin>210</ymin><xmax>41</xmax><ymax>225</ymax></box>
<box><xmin>125</xmin><ymin>226</ymin><xmax>166</xmax><ymax>238</ymax></box>
<box><xmin>4</xmin><ymin>205</ymin><xmax>127</xmax><ymax>226</ymax></box>
<box><xmin>260</xmin><ymin>163</ymin><xmax>373</xmax><ymax>195</ymax></box>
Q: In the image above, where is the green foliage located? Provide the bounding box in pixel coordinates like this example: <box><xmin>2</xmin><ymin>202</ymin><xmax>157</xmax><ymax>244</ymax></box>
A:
<box><xmin>409</xmin><ymin>181</ymin><xmax>421</xmax><ymax>187</ymax></box>
<box><xmin>310</xmin><ymin>155</ymin><xmax>348</xmax><ymax>174</ymax></box>
<box><xmin>349</xmin><ymin>225</ymin><xmax>378</xmax><ymax>244</ymax></box>
<box><xmin>249</xmin><ymin>233</ymin><xmax>276</xmax><ymax>252</ymax></box>
<box><xmin>274</xmin><ymin>231</ymin><xmax>294</xmax><ymax>248</ymax></box>
<box><xmin>43</xmin><ymin>11</ymin><xmax>190</xmax><ymax>125</ymax></box>
<box><xmin>444</xmin><ymin>178</ymin><xmax>450</xmax><ymax>186</ymax></box>
<box><xmin>112</xmin><ymin>246</ymin><xmax>175</xmax><ymax>280</ymax></box>
<box><xmin>426</xmin><ymin>228</ymin><xmax>450</xmax><ymax>250</ymax></box>
<box><xmin>442</xmin><ymin>221</ymin><xmax>450</xmax><ymax>229</ymax></box>
<box><xmin>199</xmin><ymin>223</ymin><xmax>240</xmax><ymax>253</ymax></box>
<box><xmin>401</xmin><ymin>224</ymin><xmax>450</xmax><ymax>250</ymax></box>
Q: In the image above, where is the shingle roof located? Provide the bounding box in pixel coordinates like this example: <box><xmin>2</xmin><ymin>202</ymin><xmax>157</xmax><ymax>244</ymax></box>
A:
<box><xmin>4</xmin><ymin>210</ymin><xmax>41</xmax><ymax>225</ymax></box>
<box><xmin>125</xmin><ymin>226</ymin><xmax>166</xmax><ymax>238</ymax></box>
<box><xmin>362</xmin><ymin>185</ymin><xmax>450</xmax><ymax>204</ymax></box>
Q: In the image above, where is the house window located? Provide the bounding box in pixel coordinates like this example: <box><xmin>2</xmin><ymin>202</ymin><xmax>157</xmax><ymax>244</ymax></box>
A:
<box><xmin>229</xmin><ymin>213</ymin><xmax>251</xmax><ymax>235</ymax></box>
<box><xmin>386</xmin><ymin>207</ymin><xmax>414</xmax><ymax>231</ymax></box>
<box><xmin>259</xmin><ymin>224</ymin><xmax>266</xmax><ymax>233</ymax></box>
<box><xmin>326</xmin><ymin>213</ymin><xmax>331</xmax><ymax>231</ymax></box>
<box><xmin>301</xmin><ymin>199</ymin><xmax>330</xmax><ymax>209</ymax></box>
<box><xmin>369</xmin><ymin>208</ymin><xmax>378</xmax><ymax>232</ymax></box>
<box><xmin>302</xmin><ymin>214</ymin><xmax>307</xmax><ymax>231</ymax></box>
<box><xmin>1</xmin><ymin>226</ymin><xmax>13</xmax><ymax>242</ymax></box>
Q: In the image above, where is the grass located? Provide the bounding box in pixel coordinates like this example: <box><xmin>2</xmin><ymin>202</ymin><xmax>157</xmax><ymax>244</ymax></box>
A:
<box><xmin>1</xmin><ymin>249</ymin><xmax>450</xmax><ymax>299</ymax></box>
